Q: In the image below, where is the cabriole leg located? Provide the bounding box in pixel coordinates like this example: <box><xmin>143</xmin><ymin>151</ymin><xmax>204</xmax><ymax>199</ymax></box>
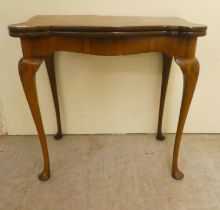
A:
<box><xmin>156</xmin><ymin>54</ymin><xmax>172</xmax><ymax>140</ymax></box>
<box><xmin>45</xmin><ymin>54</ymin><xmax>63</xmax><ymax>140</ymax></box>
<box><xmin>18</xmin><ymin>58</ymin><xmax>50</xmax><ymax>181</ymax></box>
<box><xmin>172</xmin><ymin>57</ymin><xmax>199</xmax><ymax>180</ymax></box>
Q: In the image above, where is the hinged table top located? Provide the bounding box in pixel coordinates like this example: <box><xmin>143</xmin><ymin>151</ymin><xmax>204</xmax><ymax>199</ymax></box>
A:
<box><xmin>8</xmin><ymin>15</ymin><xmax>207</xmax><ymax>37</ymax></box>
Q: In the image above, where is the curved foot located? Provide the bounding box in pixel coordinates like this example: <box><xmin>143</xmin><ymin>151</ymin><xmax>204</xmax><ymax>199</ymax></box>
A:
<box><xmin>172</xmin><ymin>168</ymin><xmax>184</xmax><ymax>180</ymax></box>
<box><xmin>171</xmin><ymin>57</ymin><xmax>199</xmax><ymax>182</ymax></box>
<box><xmin>38</xmin><ymin>171</ymin><xmax>50</xmax><ymax>181</ymax></box>
<box><xmin>156</xmin><ymin>54</ymin><xmax>172</xmax><ymax>143</ymax></box>
<box><xmin>54</xmin><ymin>132</ymin><xmax>63</xmax><ymax>140</ymax></box>
<box><xmin>156</xmin><ymin>132</ymin><xmax>165</xmax><ymax>141</ymax></box>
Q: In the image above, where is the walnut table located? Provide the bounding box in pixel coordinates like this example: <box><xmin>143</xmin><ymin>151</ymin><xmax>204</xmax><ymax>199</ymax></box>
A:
<box><xmin>8</xmin><ymin>15</ymin><xmax>207</xmax><ymax>181</ymax></box>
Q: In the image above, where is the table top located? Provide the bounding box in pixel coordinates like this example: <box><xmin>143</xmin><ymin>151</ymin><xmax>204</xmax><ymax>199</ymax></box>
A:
<box><xmin>8</xmin><ymin>15</ymin><xmax>207</xmax><ymax>37</ymax></box>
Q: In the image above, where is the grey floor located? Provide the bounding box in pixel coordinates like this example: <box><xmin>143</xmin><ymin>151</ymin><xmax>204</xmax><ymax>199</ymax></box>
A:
<box><xmin>0</xmin><ymin>134</ymin><xmax>220</xmax><ymax>210</ymax></box>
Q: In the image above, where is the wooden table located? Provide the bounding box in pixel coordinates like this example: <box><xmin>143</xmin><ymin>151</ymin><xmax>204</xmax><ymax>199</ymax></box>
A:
<box><xmin>8</xmin><ymin>15</ymin><xmax>207</xmax><ymax>181</ymax></box>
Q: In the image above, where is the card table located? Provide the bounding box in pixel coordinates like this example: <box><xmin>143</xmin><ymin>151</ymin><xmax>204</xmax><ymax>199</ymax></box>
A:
<box><xmin>8</xmin><ymin>15</ymin><xmax>207</xmax><ymax>181</ymax></box>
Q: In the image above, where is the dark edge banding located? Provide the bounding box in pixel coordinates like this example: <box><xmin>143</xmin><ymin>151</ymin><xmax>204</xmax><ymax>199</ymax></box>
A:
<box><xmin>9</xmin><ymin>29</ymin><xmax>207</xmax><ymax>38</ymax></box>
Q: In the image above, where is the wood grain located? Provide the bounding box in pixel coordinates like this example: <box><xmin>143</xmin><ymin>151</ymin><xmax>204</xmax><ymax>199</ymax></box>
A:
<box><xmin>172</xmin><ymin>57</ymin><xmax>200</xmax><ymax>180</ymax></box>
<box><xmin>156</xmin><ymin>54</ymin><xmax>172</xmax><ymax>140</ymax></box>
<box><xmin>18</xmin><ymin>58</ymin><xmax>50</xmax><ymax>181</ymax></box>
<box><xmin>8</xmin><ymin>15</ymin><xmax>207</xmax><ymax>37</ymax></box>
<box><xmin>45</xmin><ymin>54</ymin><xmax>63</xmax><ymax>140</ymax></box>
<box><xmin>9</xmin><ymin>15</ymin><xmax>207</xmax><ymax>181</ymax></box>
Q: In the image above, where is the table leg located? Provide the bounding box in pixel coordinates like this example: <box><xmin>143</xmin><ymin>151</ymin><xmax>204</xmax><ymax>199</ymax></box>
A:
<box><xmin>156</xmin><ymin>54</ymin><xmax>172</xmax><ymax>140</ymax></box>
<box><xmin>45</xmin><ymin>54</ymin><xmax>63</xmax><ymax>140</ymax></box>
<box><xmin>172</xmin><ymin>57</ymin><xmax>199</xmax><ymax>180</ymax></box>
<box><xmin>18</xmin><ymin>58</ymin><xmax>50</xmax><ymax>181</ymax></box>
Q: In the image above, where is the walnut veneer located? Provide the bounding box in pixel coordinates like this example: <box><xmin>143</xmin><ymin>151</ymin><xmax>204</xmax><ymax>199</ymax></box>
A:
<box><xmin>8</xmin><ymin>15</ymin><xmax>207</xmax><ymax>181</ymax></box>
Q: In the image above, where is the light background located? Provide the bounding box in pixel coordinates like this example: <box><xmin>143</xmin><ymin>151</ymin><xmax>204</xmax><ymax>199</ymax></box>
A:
<box><xmin>0</xmin><ymin>0</ymin><xmax>218</xmax><ymax>135</ymax></box>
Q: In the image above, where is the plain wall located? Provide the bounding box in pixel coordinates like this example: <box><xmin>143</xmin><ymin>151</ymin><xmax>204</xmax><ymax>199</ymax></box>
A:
<box><xmin>0</xmin><ymin>0</ymin><xmax>219</xmax><ymax>135</ymax></box>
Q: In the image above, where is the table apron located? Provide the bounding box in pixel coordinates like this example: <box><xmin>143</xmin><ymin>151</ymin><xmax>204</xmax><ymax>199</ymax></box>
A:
<box><xmin>20</xmin><ymin>36</ymin><xmax>197</xmax><ymax>58</ymax></box>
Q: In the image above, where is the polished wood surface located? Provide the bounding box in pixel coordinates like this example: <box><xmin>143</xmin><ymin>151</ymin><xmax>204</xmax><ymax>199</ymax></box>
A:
<box><xmin>18</xmin><ymin>58</ymin><xmax>50</xmax><ymax>181</ymax></box>
<box><xmin>9</xmin><ymin>15</ymin><xmax>207</xmax><ymax>37</ymax></box>
<box><xmin>10</xmin><ymin>15</ymin><xmax>207</xmax><ymax>181</ymax></box>
<box><xmin>156</xmin><ymin>54</ymin><xmax>172</xmax><ymax>141</ymax></box>
<box><xmin>45</xmin><ymin>54</ymin><xmax>63</xmax><ymax>140</ymax></box>
<box><xmin>172</xmin><ymin>57</ymin><xmax>200</xmax><ymax>180</ymax></box>
<box><xmin>20</xmin><ymin>36</ymin><xmax>198</xmax><ymax>57</ymax></box>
